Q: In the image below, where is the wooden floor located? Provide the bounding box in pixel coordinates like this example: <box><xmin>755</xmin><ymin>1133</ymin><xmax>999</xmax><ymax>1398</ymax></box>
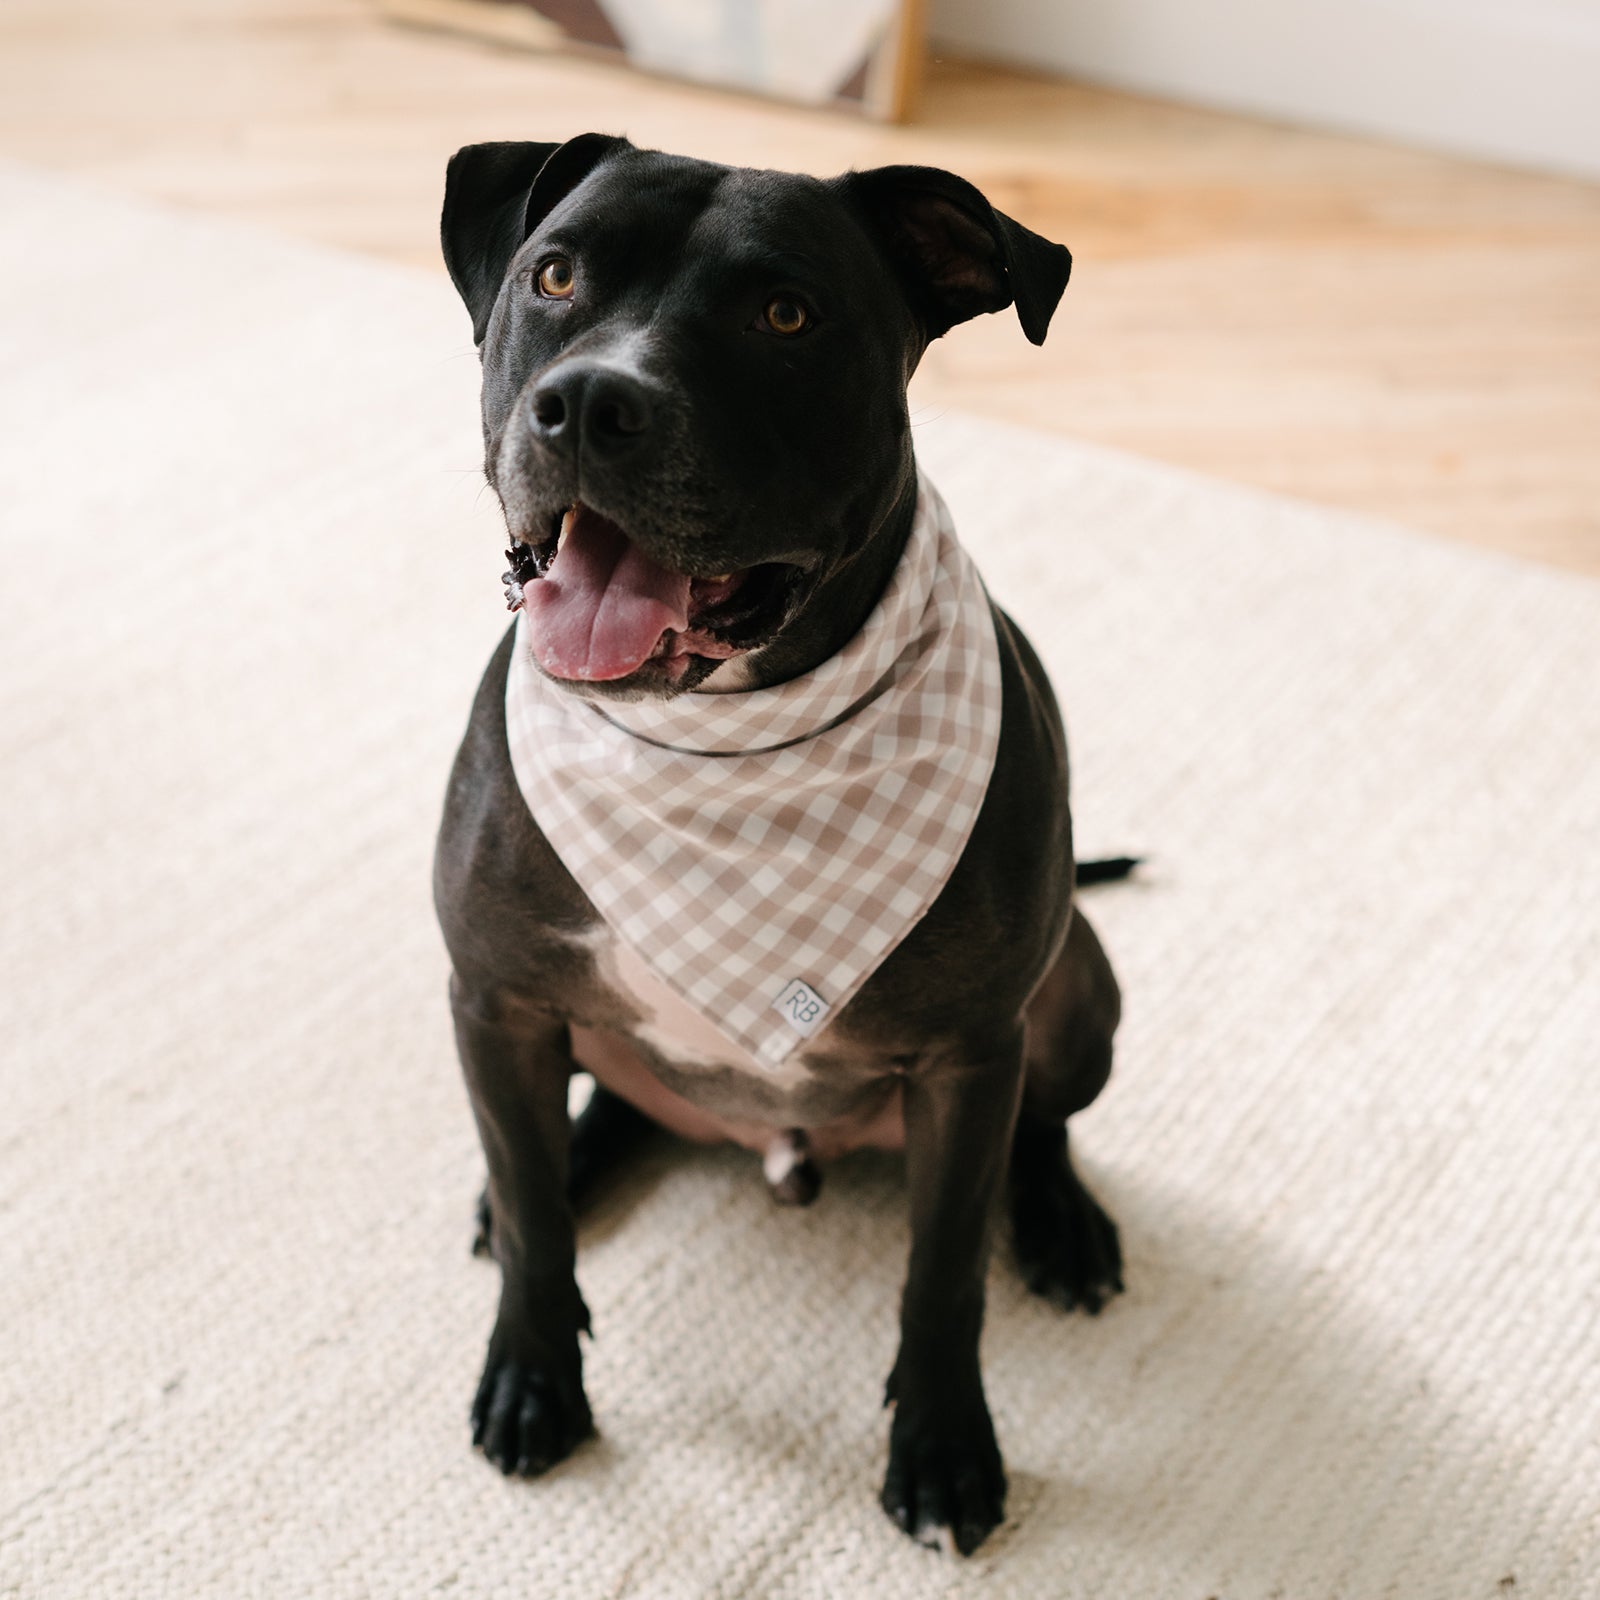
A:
<box><xmin>5</xmin><ymin>0</ymin><xmax>1599</xmax><ymax>575</ymax></box>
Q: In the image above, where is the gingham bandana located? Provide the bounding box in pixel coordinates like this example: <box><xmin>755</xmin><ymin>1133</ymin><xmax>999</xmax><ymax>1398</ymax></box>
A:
<box><xmin>504</xmin><ymin>474</ymin><xmax>1002</xmax><ymax>1068</ymax></box>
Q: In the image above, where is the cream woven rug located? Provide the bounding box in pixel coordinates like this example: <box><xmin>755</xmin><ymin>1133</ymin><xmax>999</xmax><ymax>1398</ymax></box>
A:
<box><xmin>3</xmin><ymin>164</ymin><xmax>1597</xmax><ymax>1600</ymax></box>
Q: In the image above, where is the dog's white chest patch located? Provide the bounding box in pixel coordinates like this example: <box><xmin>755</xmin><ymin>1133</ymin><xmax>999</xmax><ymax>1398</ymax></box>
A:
<box><xmin>591</xmin><ymin>927</ymin><xmax>823</xmax><ymax>1086</ymax></box>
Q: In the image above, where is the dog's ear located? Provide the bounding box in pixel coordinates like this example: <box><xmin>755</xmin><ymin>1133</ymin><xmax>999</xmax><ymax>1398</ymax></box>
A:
<box><xmin>842</xmin><ymin>164</ymin><xmax>1071</xmax><ymax>347</ymax></box>
<box><xmin>442</xmin><ymin>134</ymin><xmax>629</xmax><ymax>344</ymax></box>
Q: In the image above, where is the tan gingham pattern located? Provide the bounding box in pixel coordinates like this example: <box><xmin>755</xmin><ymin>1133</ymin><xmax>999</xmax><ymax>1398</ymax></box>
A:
<box><xmin>504</xmin><ymin>474</ymin><xmax>1003</xmax><ymax>1067</ymax></box>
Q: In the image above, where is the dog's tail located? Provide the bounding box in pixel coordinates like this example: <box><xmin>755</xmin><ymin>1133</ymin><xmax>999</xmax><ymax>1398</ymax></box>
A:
<box><xmin>1074</xmin><ymin>856</ymin><xmax>1142</xmax><ymax>887</ymax></box>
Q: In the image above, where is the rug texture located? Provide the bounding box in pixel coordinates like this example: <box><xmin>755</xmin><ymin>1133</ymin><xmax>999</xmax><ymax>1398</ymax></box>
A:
<box><xmin>2</xmin><ymin>164</ymin><xmax>1597</xmax><ymax>1600</ymax></box>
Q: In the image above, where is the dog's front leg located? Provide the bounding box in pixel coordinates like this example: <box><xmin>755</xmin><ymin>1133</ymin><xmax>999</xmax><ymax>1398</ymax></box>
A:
<box><xmin>882</xmin><ymin>1033</ymin><xmax>1025</xmax><ymax>1555</ymax></box>
<box><xmin>452</xmin><ymin>976</ymin><xmax>593</xmax><ymax>1477</ymax></box>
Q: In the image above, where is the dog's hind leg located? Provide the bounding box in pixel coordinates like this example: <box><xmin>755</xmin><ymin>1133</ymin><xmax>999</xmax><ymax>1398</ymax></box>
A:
<box><xmin>1010</xmin><ymin>908</ymin><xmax>1125</xmax><ymax>1313</ymax></box>
<box><xmin>566</xmin><ymin>1080</ymin><xmax>658</xmax><ymax>1210</ymax></box>
<box><xmin>472</xmin><ymin>1082</ymin><xmax>658</xmax><ymax>1255</ymax></box>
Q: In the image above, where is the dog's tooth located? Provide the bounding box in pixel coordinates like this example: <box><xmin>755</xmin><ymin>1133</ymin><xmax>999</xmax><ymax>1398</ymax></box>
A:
<box><xmin>557</xmin><ymin>506</ymin><xmax>578</xmax><ymax>553</ymax></box>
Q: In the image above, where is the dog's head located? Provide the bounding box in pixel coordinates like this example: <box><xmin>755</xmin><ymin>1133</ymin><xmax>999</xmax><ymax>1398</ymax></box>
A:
<box><xmin>442</xmin><ymin>136</ymin><xmax>1070</xmax><ymax>699</ymax></box>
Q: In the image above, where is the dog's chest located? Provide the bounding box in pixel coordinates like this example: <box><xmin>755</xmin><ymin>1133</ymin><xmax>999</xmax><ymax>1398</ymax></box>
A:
<box><xmin>580</xmin><ymin>923</ymin><xmax>823</xmax><ymax>1090</ymax></box>
<box><xmin>557</xmin><ymin>916</ymin><xmax>916</xmax><ymax>1161</ymax></box>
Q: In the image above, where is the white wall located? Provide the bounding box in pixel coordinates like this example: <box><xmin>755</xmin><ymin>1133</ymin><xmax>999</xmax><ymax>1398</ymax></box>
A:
<box><xmin>927</xmin><ymin>0</ymin><xmax>1600</xmax><ymax>181</ymax></box>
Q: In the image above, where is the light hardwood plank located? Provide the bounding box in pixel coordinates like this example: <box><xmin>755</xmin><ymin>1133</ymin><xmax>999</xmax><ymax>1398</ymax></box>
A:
<box><xmin>3</xmin><ymin>0</ymin><xmax>1597</xmax><ymax>574</ymax></box>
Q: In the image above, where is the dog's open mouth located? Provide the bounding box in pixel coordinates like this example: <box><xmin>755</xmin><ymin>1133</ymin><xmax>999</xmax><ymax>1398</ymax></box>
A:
<box><xmin>504</xmin><ymin>503</ymin><xmax>793</xmax><ymax>683</ymax></box>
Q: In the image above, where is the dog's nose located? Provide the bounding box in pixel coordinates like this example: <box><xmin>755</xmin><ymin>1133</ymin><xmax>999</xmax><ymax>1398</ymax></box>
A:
<box><xmin>528</xmin><ymin>363</ymin><xmax>653</xmax><ymax>460</ymax></box>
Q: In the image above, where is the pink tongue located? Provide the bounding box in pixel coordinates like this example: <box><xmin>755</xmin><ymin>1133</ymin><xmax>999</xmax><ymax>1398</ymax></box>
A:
<box><xmin>523</xmin><ymin>506</ymin><xmax>692</xmax><ymax>681</ymax></box>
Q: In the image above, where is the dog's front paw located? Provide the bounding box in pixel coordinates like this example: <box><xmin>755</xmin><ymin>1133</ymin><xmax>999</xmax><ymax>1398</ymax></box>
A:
<box><xmin>1011</xmin><ymin>1152</ymin><xmax>1123</xmax><ymax>1314</ymax></box>
<box><xmin>471</xmin><ymin>1339</ymin><xmax>593</xmax><ymax>1478</ymax></box>
<box><xmin>880</xmin><ymin>1391</ymin><xmax>1007</xmax><ymax>1556</ymax></box>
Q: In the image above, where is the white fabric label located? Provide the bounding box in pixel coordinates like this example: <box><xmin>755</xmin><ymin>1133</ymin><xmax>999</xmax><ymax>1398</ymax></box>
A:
<box><xmin>772</xmin><ymin>979</ymin><xmax>830</xmax><ymax>1038</ymax></box>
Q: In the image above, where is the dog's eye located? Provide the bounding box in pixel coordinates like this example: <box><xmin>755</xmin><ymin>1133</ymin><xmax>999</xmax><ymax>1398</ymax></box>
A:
<box><xmin>761</xmin><ymin>297</ymin><xmax>809</xmax><ymax>336</ymax></box>
<box><xmin>537</xmin><ymin>258</ymin><xmax>575</xmax><ymax>299</ymax></box>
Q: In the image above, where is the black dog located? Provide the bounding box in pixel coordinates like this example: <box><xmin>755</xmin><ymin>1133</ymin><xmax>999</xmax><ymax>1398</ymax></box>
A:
<box><xmin>434</xmin><ymin>135</ymin><xmax>1124</xmax><ymax>1556</ymax></box>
